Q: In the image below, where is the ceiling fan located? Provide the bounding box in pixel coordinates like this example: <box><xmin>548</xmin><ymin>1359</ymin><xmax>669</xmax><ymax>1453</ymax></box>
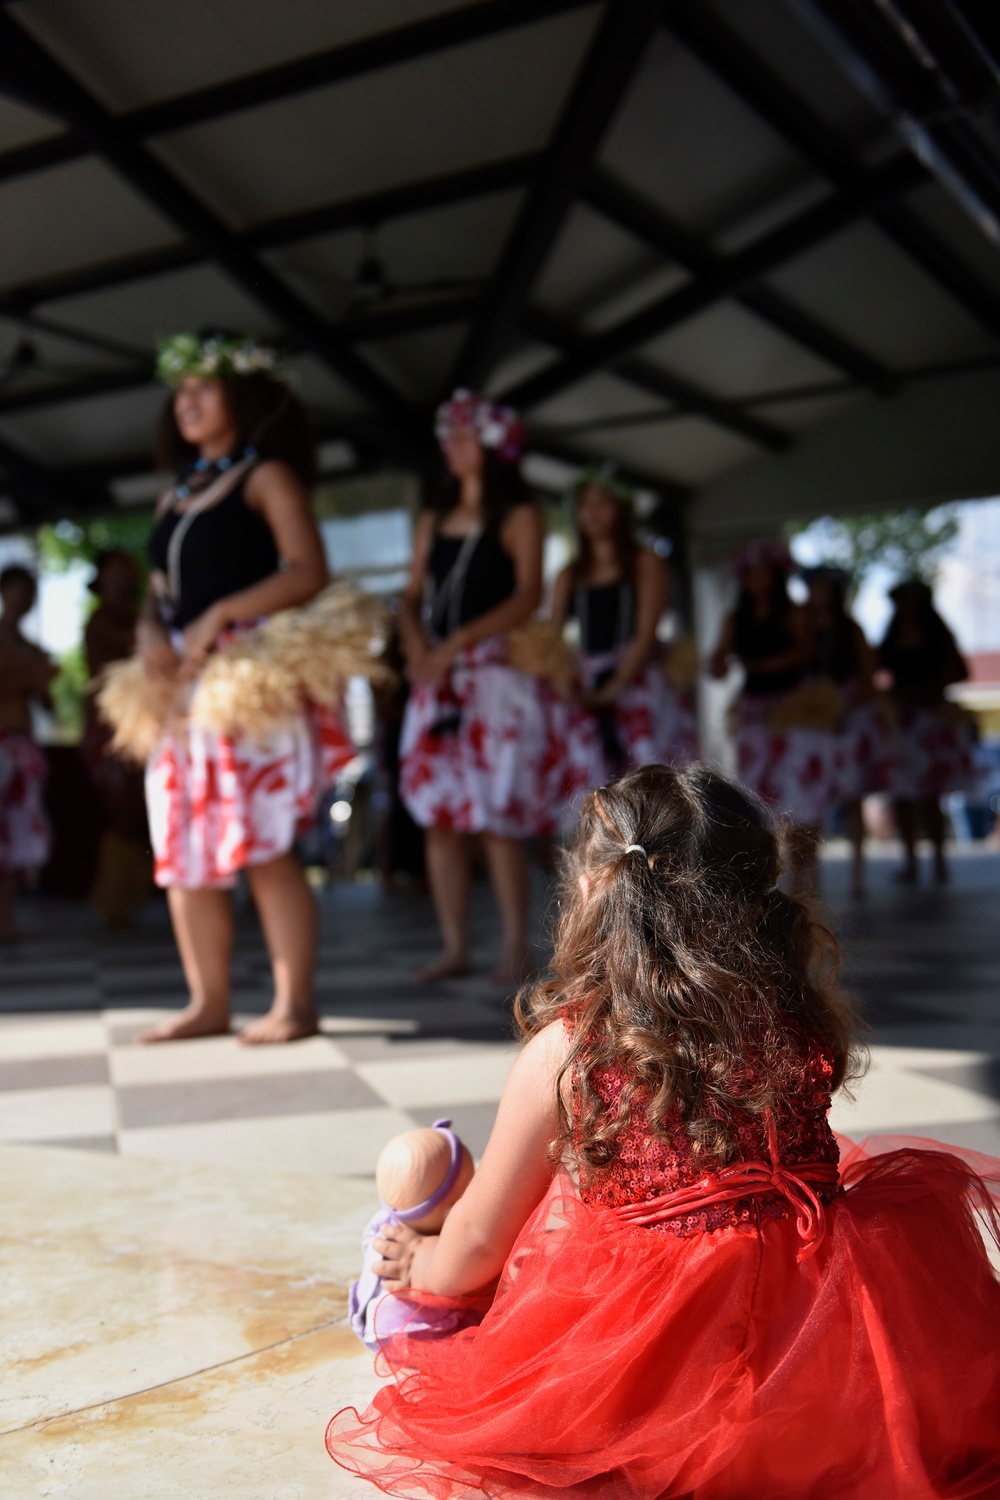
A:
<box><xmin>344</xmin><ymin>226</ymin><xmax>484</xmax><ymax>316</ymax></box>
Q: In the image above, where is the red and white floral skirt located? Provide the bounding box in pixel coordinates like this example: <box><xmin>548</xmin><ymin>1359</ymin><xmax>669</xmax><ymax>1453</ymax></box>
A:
<box><xmin>145</xmin><ymin>703</ymin><xmax>354</xmax><ymax>889</ymax></box>
<box><xmin>734</xmin><ymin>692</ymin><xmax>838</xmax><ymax>828</ymax></box>
<box><xmin>399</xmin><ymin>637</ymin><xmax>561</xmax><ymax>839</ymax></box>
<box><xmin>558</xmin><ymin>650</ymin><xmax>699</xmax><ymax>821</ymax></box>
<box><xmin>888</xmin><ymin>700</ymin><xmax>973</xmax><ymax>801</ymax></box>
<box><xmin>832</xmin><ymin>694</ymin><xmax>893</xmax><ymax>804</ymax></box>
<box><xmin>0</xmin><ymin>732</ymin><xmax>50</xmax><ymax>874</ymax></box>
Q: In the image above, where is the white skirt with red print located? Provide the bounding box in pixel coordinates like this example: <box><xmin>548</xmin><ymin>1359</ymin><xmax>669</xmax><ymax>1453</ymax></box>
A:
<box><xmin>888</xmin><ymin>700</ymin><xmax>974</xmax><ymax>801</ymax></box>
<box><xmin>0</xmin><ymin>732</ymin><xmax>50</xmax><ymax>874</ymax></box>
<box><xmin>145</xmin><ymin>703</ymin><xmax>354</xmax><ymax>889</ymax></box>
<box><xmin>734</xmin><ymin>692</ymin><xmax>839</xmax><ymax>828</ymax></box>
<box><xmin>399</xmin><ymin>637</ymin><xmax>561</xmax><ymax>839</ymax></box>
<box><xmin>832</xmin><ymin>695</ymin><xmax>893</xmax><ymax>804</ymax></box>
<box><xmin>558</xmin><ymin>650</ymin><xmax>699</xmax><ymax>821</ymax></box>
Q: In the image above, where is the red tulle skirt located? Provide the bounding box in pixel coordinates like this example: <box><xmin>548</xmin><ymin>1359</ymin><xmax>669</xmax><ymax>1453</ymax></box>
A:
<box><xmin>327</xmin><ymin>1137</ymin><xmax>1000</xmax><ymax>1499</ymax></box>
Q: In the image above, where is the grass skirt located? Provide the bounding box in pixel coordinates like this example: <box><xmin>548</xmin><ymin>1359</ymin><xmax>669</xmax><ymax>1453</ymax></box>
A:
<box><xmin>327</xmin><ymin>1137</ymin><xmax>1000</xmax><ymax>1498</ymax></box>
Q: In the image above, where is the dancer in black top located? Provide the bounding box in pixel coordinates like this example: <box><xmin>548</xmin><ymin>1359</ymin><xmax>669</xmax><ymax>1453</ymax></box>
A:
<box><xmin>397</xmin><ymin>390</ymin><xmax>545</xmax><ymax>986</ymax></box>
<box><xmin>878</xmin><ymin>579</ymin><xmax>970</xmax><ymax>884</ymax></box>
<box><xmin>550</xmin><ymin>469</ymin><xmax>696</xmax><ymax>807</ymax></box>
<box><xmin>132</xmin><ymin>334</ymin><xmax>349</xmax><ymax>1044</ymax></box>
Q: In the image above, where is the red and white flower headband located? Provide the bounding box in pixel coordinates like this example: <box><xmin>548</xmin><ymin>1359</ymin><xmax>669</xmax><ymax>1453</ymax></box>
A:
<box><xmin>435</xmin><ymin>388</ymin><xmax>524</xmax><ymax>464</ymax></box>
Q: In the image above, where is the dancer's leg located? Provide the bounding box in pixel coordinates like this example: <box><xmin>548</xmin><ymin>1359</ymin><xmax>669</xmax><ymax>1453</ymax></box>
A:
<box><xmin>139</xmin><ymin>886</ymin><xmax>233</xmax><ymax>1041</ymax></box>
<box><xmin>481</xmin><ymin>833</ymin><xmax>531</xmax><ymax>985</ymax></box>
<box><xmin>241</xmin><ymin>853</ymin><xmax>318</xmax><ymax>1044</ymax></box>
<box><xmin>893</xmin><ymin>799</ymin><xmax>919</xmax><ymax>882</ymax></box>
<box><xmin>845</xmin><ymin>800</ymin><xmax>866</xmax><ymax>897</ymax></box>
<box><xmin>418</xmin><ymin>827</ymin><xmax>471</xmax><ymax>981</ymax></box>
<box><xmin>0</xmin><ymin>872</ymin><xmax>22</xmax><ymax>940</ymax></box>
<box><xmin>923</xmin><ymin>797</ymin><xmax>948</xmax><ymax>883</ymax></box>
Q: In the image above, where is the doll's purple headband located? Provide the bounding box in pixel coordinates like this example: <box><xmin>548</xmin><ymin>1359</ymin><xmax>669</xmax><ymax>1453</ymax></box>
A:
<box><xmin>435</xmin><ymin>388</ymin><xmax>524</xmax><ymax>463</ymax></box>
<box><xmin>381</xmin><ymin>1119</ymin><xmax>463</xmax><ymax>1224</ymax></box>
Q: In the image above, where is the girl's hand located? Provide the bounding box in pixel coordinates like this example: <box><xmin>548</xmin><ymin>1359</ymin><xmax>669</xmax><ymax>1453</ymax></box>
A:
<box><xmin>137</xmin><ymin>623</ymin><xmax>181</xmax><ymax>679</ymax></box>
<box><xmin>181</xmin><ymin>603</ymin><xmax>228</xmax><ymax>676</ymax></box>
<box><xmin>373</xmin><ymin>1221</ymin><xmax>433</xmax><ymax>1293</ymax></box>
<box><xmin>414</xmin><ymin>638</ymin><xmax>461</xmax><ymax>685</ymax></box>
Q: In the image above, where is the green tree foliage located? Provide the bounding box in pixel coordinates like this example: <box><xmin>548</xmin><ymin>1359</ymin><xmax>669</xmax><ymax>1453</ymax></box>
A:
<box><xmin>38</xmin><ymin>513</ymin><xmax>153</xmax><ymax>575</ymax></box>
<box><xmin>791</xmin><ymin>506</ymin><xmax>960</xmax><ymax>589</ymax></box>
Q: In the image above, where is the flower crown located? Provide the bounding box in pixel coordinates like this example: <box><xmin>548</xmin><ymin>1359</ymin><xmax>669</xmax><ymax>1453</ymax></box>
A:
<box><xmin>731</xmin><ymin>539</ymin><xmax>793</xmax><ymax>578</ymax></box>
<box><xmin>155</xmin><ymin>332</ymin><xmax>283</xmax><ymax>387</ymax></box>
<box><xmin>573</xmin><ymin>463</ymin><xmax>634</xmax><ymax>508</ymax></box>
<box><xmin>435</xmin><ymin>388</ymin><xmax>524</xmax><ymax>463</ymax></box>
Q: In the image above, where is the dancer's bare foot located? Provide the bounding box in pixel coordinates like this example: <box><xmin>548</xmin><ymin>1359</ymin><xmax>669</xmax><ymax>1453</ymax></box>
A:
<box><xmin>239</xmin><ymin>1008</ymin><xmax>318</xmax><ymax>1045</ymax></box>
<box><xmin>138</xmin><ymin>1007</ymin><xmax>230</xmax><ymax>1044</ymax></box>
<box><xmin>489</xmin><ymin>951</ymin><xmax>534</xmax><ymax>988</ymax></box>
<box><xmin>415</xmin><ymin>952</ymin><xmax>471</xmax><ymax>984</ymax></box>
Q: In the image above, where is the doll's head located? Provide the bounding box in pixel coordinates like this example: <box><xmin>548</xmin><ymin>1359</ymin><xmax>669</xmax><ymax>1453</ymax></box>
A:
<box><xmin>376</xmin><ymin>1119</ymin><xmax>475</xmax><ymax>1233</ymax></box>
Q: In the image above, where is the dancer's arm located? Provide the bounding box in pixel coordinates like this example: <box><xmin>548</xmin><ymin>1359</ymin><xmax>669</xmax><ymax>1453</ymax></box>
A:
<box><xmin>414</xmin><ymin>505</ymin><xmax>544</xmax><ymax>684</ymax></box>
<box><xmin>588</xmin><ymin>550</ymin><xmax>668</xmax><ymax>703</ymax></box>
<box><xmin>375</xmin><ymin>1021</ymin><xmax>569</xmax><ymax>1298</ymax></box>
<box><xmin>548</xmin><ymin>565</ymin><xmax>574</xmax><ymax>633</ymax></box>
<box><xmin>181</xmin><ymin>460</ymin><xmax>328</xmax><ymax>667</ymax></box>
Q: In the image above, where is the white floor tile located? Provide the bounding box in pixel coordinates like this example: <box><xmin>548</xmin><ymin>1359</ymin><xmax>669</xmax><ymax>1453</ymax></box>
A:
<box><xmin>110</xmin><ymin>1030</ymin><xmax>353</xmax><ymax>1085</ymax></box>
<box><xmin>354</xmin><ymin>1045</ymin><xmax>519</xmax><ymax>1108</ymax></box>
<box><xmin>0</xmin><ymin>1085</ymin><xmax>116</xmax><ymax>1140</ymax></box>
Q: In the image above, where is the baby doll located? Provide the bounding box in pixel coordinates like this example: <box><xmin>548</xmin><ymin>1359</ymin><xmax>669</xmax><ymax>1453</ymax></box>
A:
<box><xmin>349</xmin><ymin>1118</ymin><xmax>477</xmax><ymax>1351</ymax></box>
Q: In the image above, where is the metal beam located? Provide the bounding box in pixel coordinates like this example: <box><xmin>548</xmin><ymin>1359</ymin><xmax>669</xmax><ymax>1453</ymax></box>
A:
<box><xmin>505</xmin><ymin>153</ymin><xmax>921</xmax><ymax>411</ymax></box>
<box><xmin>789</xmin><ymin>0</ymin><xmax>1000</xmax><ymax>245</ymax></box>
<box><xmin>0</xmin><ymin>0</ymin><xmax>591</xmax><ymax>187</ymax></box>
<box><xmin>0</xmin><ymin>11</ymin><xmax>423</xmax><ymax>445</ymax></box>
<box><xmin>584</xmin><ymin>167</ymin><xmax>896</xmax><ymax>392</ymax></box>
<box><xmin>523</xmin><ymin>307</ymin><xmax>792</xmax><ymax>449</ymax></box>
<box><xmin>1</xmin><ymin>152</ymin><xmax>541</xmax><ymax>315</ymax></box>
<box><xmin>665</xmin><ymin>0</ymin><xmax>1000</xmax><ymax>339</ymax></box>
<box><xmin>0</xmin><ymin>430</ymin><xmax>111</xmax><ymax>522</ymax></box>
<box><xmin>452</xmin><ymin>0</ymin><xmax>662</xmax><ymax>389</ymax></box>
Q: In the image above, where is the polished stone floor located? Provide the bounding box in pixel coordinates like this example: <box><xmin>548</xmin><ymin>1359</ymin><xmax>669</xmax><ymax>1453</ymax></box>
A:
<box><xmin>1</xmin><ymin>842</ymin><xmax>998</xmax><ymax>1496</ymax></box>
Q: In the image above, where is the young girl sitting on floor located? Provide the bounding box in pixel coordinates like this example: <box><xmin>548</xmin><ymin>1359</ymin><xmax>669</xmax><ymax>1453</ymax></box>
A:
<box><xmin>328</xmin><ymin>764</ymin><xmax>1000</xmax><ymax>1499</ymax></box>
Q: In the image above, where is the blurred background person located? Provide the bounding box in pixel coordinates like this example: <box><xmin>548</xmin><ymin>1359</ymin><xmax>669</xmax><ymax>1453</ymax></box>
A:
<box><xmin>397</xmin><ymin>390</ymin><xmax>546</xmax><ymax>987</ymax></box>
<box><xmin>549</xmin><ymin>468</ymin><xmax>697</xmax><ymax>816</ymax></box>
<box><xmin>711</xmin><ymin>542</ymin><xmax>836</xmax><ymax>893</ymax></box>
<box><xmin>0</xmin><ymin>565</ymin><xmax>56</xmax><ymax>939</ymax></box>
<box><xmin>805</xmin><ymin>566</ymin><xmax>888</xmax><ymax>899</ymax></box>
<box><xmin>82</xmin><ymin>548</ymin><xmax>152</xmax><ymax>928</ymax></box>
<box><xmin>878</xmin><ymin>579</ymin><xmax>971</xmax><ymax>884</ymax></box>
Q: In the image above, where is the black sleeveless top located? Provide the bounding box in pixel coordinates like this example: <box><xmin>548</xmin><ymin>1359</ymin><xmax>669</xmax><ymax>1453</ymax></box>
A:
<box><xmin>734</xmin><ymin>611</ymin><xmax>804</xmax><ymax>697</ymax></box>
<box><xmin>426</xmin><ymin>529</ymin><xmax>516</xmax><ymax>638</ymax></box>
<box><xmin>149</xmin><ymin>466</ymin><xmax>279</xmax><ymax>629</ymax></box>
<box><xmin>573</xmin><ymin>581</ymin><xmax>635</xmax><ymax>654</ymax></box>
<box><xmin>815</xmin><ymin>619</ymin><xmax>859</xmax><ymax>685</ymax></box>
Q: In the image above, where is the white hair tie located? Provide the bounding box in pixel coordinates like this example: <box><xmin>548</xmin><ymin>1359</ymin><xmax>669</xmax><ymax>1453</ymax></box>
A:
<box><xmin>624</xmin><ymin>844</ymin><xmax>646</xmax><ymax>857</ymax></box>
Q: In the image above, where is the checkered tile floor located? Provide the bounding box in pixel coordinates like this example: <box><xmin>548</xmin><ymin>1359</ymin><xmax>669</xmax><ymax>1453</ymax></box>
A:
<box><xmin>2</xmin><ymin>847</ymin><xmax>999</xmax><ymax>1173</ymax></box>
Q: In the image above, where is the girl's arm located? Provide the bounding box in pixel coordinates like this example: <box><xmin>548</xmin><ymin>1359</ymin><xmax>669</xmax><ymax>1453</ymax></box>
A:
<box><xmin>416</xmin><ymin>505</ymin><xmax>545</xmax><ymax>684</ymax></box>
<box><xmin>182</xmin><ymin>460</ymin><xmax>328</xmax><ymax>667</ymax></box>
<box><xmin>375</xmin><ymin>1021</ymin><xmax>569</xmax><ymax>1298</ymax></box>
<box><xmin>589</xmin><ymin>550</ymin><xmax>668</xmax><ymax>703</ymax></box>
<box><xmin>709</xmin><ymin>612</ymin><xmax>736</xmax><ymax>679</ymax></box>
<box><xmin>548</xmin><ymin>564</ymin><xmax>575</xmax><ymax>633</ymax></box>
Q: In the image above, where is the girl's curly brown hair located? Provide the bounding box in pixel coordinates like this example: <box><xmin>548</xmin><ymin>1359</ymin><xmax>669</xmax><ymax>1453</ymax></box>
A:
<box><xmin>515</xmin><ymin>763</ymin><xmax>864</xmax><ymax>1173</ymax></box>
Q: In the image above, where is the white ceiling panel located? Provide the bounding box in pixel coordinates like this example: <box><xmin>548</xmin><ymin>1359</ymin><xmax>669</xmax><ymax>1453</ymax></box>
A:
<box><xmin>767</xmin><ymin>220</ymin><xmax>1000</xmax><ymax>368</ymax></box>
<box><xmin>0</xmin><ymin>384</ymin><xmax>165</xmax><ymax>464</ymax></box>
<box><xmin>0</xmin><ymin>93</ymin><xmax>61</xmax><ymax>152</ymax></box>
<box><xmin>359</xmin><ymin>325</ymin><xmax>467</xmax><ymax>403</ymax></box>
<box><xmin>576</xmin><ymin>414</ymin><xmax>758</xmax><ymax>487</ymax></box>
<box><xmin>13</xmin><ymin>0</ymin><xmax>489</xmax><ymax>113</ymax></box>
<box><xmin>640</xmin><ymin>300</ymin><xmax>838</xmax><ymax>398</ymax></box>
<box><xmin>742</xmin><ymin>389</ymin><xmax>863</xmax><ymax>436</ymax></box>
<box><xmin>0</xmin><ymin>158</ymin><xmax>179</xmax><ymax>289</ymax></box>
<box><xmin>149</xmin><ymin>11</ymin><xmax>599</xmax><ymax>229</ymax></box>
<box><xmin>529</xmin><ymin>372</ymin><xmax>670</xmax><ymax>430</ymax></box>
<box><xmin>901</xmin><ymin>181</ymin><xmax>1000</xmax><ymax>302</ymax></box>
<box><xmin>599</xmin><ymin>31</ymin><xmax>808</xmax><ymax>241</ymax></box>
<box><xmin>533</xmin><ymin>204</ymin><xmax>661</xmax><ymax>323</ymax></box>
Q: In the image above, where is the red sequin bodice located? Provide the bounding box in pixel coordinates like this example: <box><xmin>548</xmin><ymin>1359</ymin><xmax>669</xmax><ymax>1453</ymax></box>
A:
<box><xmin>573</xmin><ymin>1042</ymin><xmax>841</xmax><ymax>1237</ymax></box>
